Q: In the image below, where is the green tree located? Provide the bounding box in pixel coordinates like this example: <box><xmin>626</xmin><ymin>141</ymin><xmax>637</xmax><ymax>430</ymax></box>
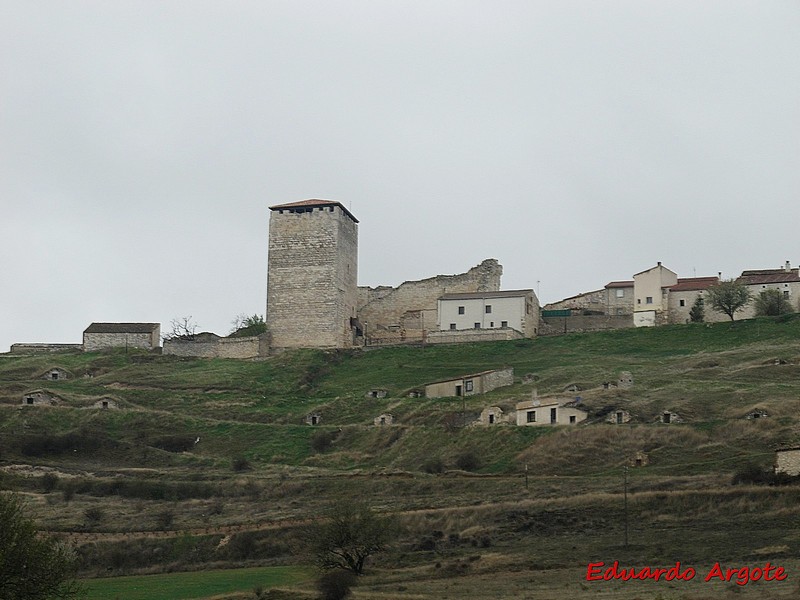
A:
<box><xmin>0</xmin><ymin>493</ymin><xmax>82</xmax><ymax>599</ymax></box>
<box><xmin>689</xmin><ymin>296</ymin><xmax>705</xmax><ymax>323</ymax></box>
<box><xmin>753</xmin><ymin>289</ymin><xmax>794</xmax><ymax>317</ymax></box>
<box><xmin>705</xmin><ymin>279</ymin><xmax>752</xmax><ymax>321</ymax></box>
<box><xmin>303</xmin><ymin>501</ymin><xmax>396</xmax><ymax>575</ymax></box>
<box><xmin>229</xmin><ymin>314</ymin><xmax>267</xmax><ymax>337</ymax></box>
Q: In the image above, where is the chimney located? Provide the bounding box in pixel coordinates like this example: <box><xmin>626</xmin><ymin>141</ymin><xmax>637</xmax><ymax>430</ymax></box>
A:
<box><xmin>718</xmin><ymin>272</ymin><xmax>722</xmax><ymax>280</ymax></box>
<box><xmin>785</xmin><ymin>260</ymin><xmax>791</xmax><ymax>272</ymax></box>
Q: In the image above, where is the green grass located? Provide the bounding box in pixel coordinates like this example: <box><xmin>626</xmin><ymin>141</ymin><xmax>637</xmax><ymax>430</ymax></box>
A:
<box><xmin>81</xmin><ymin>565</ymin><xmax>312</xmax><ymax>600</ymax></box>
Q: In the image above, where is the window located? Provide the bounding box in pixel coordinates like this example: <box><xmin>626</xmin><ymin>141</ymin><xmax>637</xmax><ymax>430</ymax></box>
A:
<box><xmin>569</xmin><ymin>415</ymin><xmax>576</xmax><ymax>424</ymax></box>
<box><xmin>527</xmin><ymin>410</ymin><xmax>536</xmax><ymax>423</ymax></box>
<box><xmin>449</xmin><ymin>323</ymin><xmax>456</xmax><ymax>330</ymax></box>
<box><xmin>464</xmin><ymin>380</ymin><xmax>474</xmax><ymax>392</ymax></box>
<box><xmin>501</xmin><ymin>320</ymin><xmax>508</xmax><ymax>327</ymax></box>
<box><xmin>679</xmin><ymin>299</ymin><xmax>686</xmax><ymax>307</ymax></box>
<box><xmin>637</xmin><ymin>299</ymin><xmax>641</xmax><ymax>305</ymax></box>
<box><xmin>485</xmin><ymin>305</ymin><xmax>492</xmax><ymax>314</ymax></box>
<box><xmin>784</xmin><ymin>291</ymin><xmax>790</xmax><ymax>297</ymax></box>
<box><xmin>616</xmin><ymin>289</ymin><xmax>625</xmax><ymax>298</ymax></box>
<box><xmin>489</xmin><ymin>321</ymin><xmax>494</xmax><ymax>327</ymax></box>
<box><xmin>474</xmin><ymin>323</ymin><xmax>481</xmax><ymax>329</ymax></box>
<box><xmin>458</xmin><ymin>306</ymin><xmax>465</xmax><ymax>315</ymax></box>
<box><xmin>646</xmin><ymin>296</ymin><xmax>653</xmax><ymax>304</ymax></box>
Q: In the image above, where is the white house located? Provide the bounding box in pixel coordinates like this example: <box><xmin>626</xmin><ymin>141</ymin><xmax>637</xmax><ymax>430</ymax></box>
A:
<box><xmin>736</xmin><ymin>262</ymin><xmax>800</xmax><ymax>318</ymax></box>
<box><xmin>515</xmin><ymin>398</ymin><xmax>587</xmax><ymax>426</ymax></box>
<box><xmin>633</xmin><ymin>263</ymin><xmax>678</xmax><ymax>327</ymax></box>
<box><xmin>437</xmin><ymin>289</ymin><xmax>538</xmax><ymax>337</ymax></box>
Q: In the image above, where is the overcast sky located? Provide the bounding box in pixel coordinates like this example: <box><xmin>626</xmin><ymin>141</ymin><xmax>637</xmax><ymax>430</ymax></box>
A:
<box><xmin>2</xmin><ymin>1</ymin><xmax>799</xmax><ymax>351</ymax></box>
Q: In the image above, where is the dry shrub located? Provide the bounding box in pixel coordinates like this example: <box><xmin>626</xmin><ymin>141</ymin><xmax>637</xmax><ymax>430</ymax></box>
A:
<box><xmin>516</xmin><ymin>425</ymin><xmax>707</xmax><ymax>474</ymax></box>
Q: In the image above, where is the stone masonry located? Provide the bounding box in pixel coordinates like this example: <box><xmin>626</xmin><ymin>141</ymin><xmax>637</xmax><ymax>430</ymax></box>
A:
<box><xmin>357</xmin><ymin>259</ymin><xmax>502</xmax><ymax>342</ymax></box>
<box><xmin>267</xmin><ymin>200</ymin><xmax>359</xmax><ymax>350</ymax></box>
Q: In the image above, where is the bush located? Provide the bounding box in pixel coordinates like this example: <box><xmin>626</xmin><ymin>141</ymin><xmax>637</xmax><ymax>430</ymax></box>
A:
<box><xmin>232</xmin><ymin>456</ymin><xmax>252</xmax><ymax>472</ymax></box>
<box><xmin>421</xmin><ymin>457</ymin><xmax>445</xmax><ymax>474</ymax></box>
<box><xmin>41</xmin><ymin>472</ymin><xmax>59</xmax><ymax>494</ymax></box>
<box><xmin>454</xmin><ymin>449</ymin><xmax>481</xmax><ymax>472</ymax></box>
<box><xmin>311</xmin><ymin>430</ymin><xmax>338</xmax><ymax>453</ymax></box>
<box><xmin>316</xmin><ymin>570</ymin><xmax>357</xmax><ymax>600</ymax></box>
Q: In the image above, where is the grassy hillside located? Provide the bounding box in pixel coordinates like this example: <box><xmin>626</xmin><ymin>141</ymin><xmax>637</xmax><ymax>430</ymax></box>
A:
<box><xmin>2</xmin><ymin>316</ymin><xmax>800</xmax><ymax>599</ymax></box>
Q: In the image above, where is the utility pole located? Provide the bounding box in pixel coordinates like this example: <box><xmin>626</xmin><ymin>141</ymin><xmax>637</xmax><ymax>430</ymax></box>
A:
<box><xmin>525</xmin><ymin>464</ymin><xmax>528</xmax><ymax>490</ymax></box>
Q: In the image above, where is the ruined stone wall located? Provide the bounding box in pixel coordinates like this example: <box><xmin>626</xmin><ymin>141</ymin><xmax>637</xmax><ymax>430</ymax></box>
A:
<box><xmin>357</xmin><ymin>259</ymin><xmax>502</xmax><ymax>337</ymax></box>
<box><xmin>267</xmin><ymin>205</ymin><xmax>358</xmax><ymax>349</ymax></box>
<box><xmin>544</xmin><ymin>289</ymin><xmax>605</xmax><ymax>312</ymax></box>
<box><xmin>539</xmin><ymin>314</ymin><xmax>633</xmax><ymax>336</ymax></box>
<box><xmin>426</xmin><ymin>328</ymin><xmax>522</xmax><ymax>345</ymax></box>
<box><xmin>10</xmin><ymin>343</ymin><xmax>83</xmax><ymax>354</ymax></box>
<box><xmin>163</xmin><ymin>334</ymin><xmax>269</xmax><ymax>359</ymax></box>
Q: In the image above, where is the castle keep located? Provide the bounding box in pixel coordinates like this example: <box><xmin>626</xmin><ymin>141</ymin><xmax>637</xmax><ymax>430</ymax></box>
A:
<box><xmin>266</xmin><ymin>199</ymin><xmax>359</xmax><ymax>350</ymax></box>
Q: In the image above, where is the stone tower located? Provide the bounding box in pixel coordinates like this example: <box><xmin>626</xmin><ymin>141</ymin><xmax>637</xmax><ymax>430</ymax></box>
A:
<box><xmin>267</xmin><ymin>199</ymin><xmax>359</xmax><ymax>350</ymax></box>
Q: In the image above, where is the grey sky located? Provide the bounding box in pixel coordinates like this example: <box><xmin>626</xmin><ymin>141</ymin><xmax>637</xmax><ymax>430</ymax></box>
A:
<box><xmin>2</xmin><ymin>1</ymin><xmax>799</xmax><ymax>351</ymax></box>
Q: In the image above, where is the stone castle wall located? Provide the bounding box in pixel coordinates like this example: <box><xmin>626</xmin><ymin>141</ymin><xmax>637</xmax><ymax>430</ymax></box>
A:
<box><xmin>163</xmin><ymin>334</ymin><xmax>269</xmax><ymax>359</ymax></box>
<box><xmin>10</xmin><ymin>343</ymin><xmax>83</xmax><ymax>354</ymax></box>
<box><xmin>267</xmin><ymin>205</ymin><xmax>358</xmax><ymax>349</ymax></box>
<box><xmin>357</xmin><ymin>259</ymin><xmax>502</xmax><ymax>338</ymax></box>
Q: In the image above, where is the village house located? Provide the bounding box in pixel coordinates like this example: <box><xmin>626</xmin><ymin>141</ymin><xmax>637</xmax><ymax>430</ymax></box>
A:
<box><xmin>422</xmin><ymin>368</ymin><xmax>514</xmax><ymax>399</ymax></box>
<box><xmin>633</xmin><ymin>263</ymin><xmax>678</xmax><ymax>327</ymax></box>
<box><xmin>437</xmin><ymin>290</ymin><xmax>538</xmax><ymax>338</ymax></box>
<box><xmin>83</xmin><ymin>323</ymin><xmax>161</xmax><ymax>352</ymax></box>
<box><xmin>736</xmin><ymin>262</ymin><xmax>800</xmax><ymax>319</ymax></box>
<box><xmin>666</xmin><ymin>276</ymin><xmax>722</xmax><ymax>323</ymax></box>
<box><xmin>515</xmin><ymin>398</ymin><xmax>587</xmax><ymax>426</ymax></box>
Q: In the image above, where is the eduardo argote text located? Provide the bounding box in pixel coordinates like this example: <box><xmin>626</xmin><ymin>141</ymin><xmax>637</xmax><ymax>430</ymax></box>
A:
<box><xmin>586</xmin><ymin>561</ymin><xmax>788</xmax><ymax>586</ymax></box>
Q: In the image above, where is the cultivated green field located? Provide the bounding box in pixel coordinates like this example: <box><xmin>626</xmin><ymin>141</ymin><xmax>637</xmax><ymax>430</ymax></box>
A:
<box><xmin>2</xmin><ymin>316</ymin><xmax>800</xmax><ymax>599</ymax></box>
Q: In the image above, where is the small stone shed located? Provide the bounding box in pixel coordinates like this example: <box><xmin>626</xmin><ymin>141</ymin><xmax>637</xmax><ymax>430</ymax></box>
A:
<box><xmin>478</xmin><ymin>406</ymin><xmax>505</xmax><ymax>425</ymax></box>
<box><xmin>660</xmin><ymin>411</ymin><xmax>681</xmax><ymax>424</ymax></box>
<box><xmin>607</xmin><ymin>409</ymin><xmax>632</xmax><ymax>425</ymax></box>
<box><xmin>41</xmin><ymin>367</ymin><xmax>70</xmax><ymax>381</ymax></box>
<box><xmin>775</xmin><ymin>447</ymin><xmax>800</xmax><ymax>477</ymax></box>
<box><xmin>629</xmin><ymin>451</ymin><xmax>649</xmax><ymax>467</ymax></box>
<box><xmin>83</xmin><ymin>322</ymin><xmax>161</xmax><ymax>352</ymax></box>
<box><xmin>21</xmin><ymin>390</ymin><xmax>60</xmax><ymax>406</ymax></box>
<box><xmin>373</xmin><ymin>413</ymin><xmax>393</xmax><ymax>426</ymax></box>
<box><xmin>305</xmin><ymin>413</ymin><xmax>322</xmax><ymax>426</ymax></box>
<box><xmin>423</xmin><ymin>367</ymin><xmax>514</xmax><ymax>398</ymax></box>
<box><xmin>618</xmin><ymin>371</ymin><xmax>633</xmax><ymax>388</ymax></box>
<box><xmin>745</xmin><ymin>409</ymin><xmax>769</xmax><ymax>420</ymax></box>
<box><xmin>91</xmin><ymin>398</ymin><xmax>119</xmax><ymax>410</ymax></box>
<box><xmin>515</xmin><ymin>398</ymin><xmax>587</xmax><ymax>426</ymax></box>
<box><xmin>366</xmin><ymin>389</ymin><xmax>388</xmax><ymax>399</ymax></box>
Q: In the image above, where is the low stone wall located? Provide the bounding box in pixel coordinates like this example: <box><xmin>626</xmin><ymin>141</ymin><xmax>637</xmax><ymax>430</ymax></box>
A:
<box><xmin>426</xmin><ymin>329</ymin><xmax>522</xmax><ymax>345</ymax></box>
<box><xmin>775</xmin><ymin>448</ymin><xmax>800</xmax><ymax>477</ymax></box>
<box><xmin>163</xmin><ymin>334</ymin><xmax>269</xmax><ymax>359</ymax></box>
<box><xmin>10</xmin><ymin>343</ymin><xmax>83</xmax><ymax>354</ymax></box>
<box><xmin>539</xmin><ymin>314</ymin><xmax>633</xmax><ymax>336</ymax></box>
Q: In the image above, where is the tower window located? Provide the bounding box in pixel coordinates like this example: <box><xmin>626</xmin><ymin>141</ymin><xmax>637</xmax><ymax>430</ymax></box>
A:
<box><xmin>458</xmin><ymin>306</ymin><xmax>465</xmax><ymax>315</ymax></box>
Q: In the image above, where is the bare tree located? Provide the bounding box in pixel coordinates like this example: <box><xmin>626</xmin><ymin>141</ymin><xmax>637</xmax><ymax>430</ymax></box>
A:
<box><xmin>164</xmin><ymin>316</ymin><xmax>199</xmax><ymax>341</ymax></box>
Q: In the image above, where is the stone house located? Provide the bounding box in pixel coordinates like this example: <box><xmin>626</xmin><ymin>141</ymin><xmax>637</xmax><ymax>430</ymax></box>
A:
<box><xmin>373</xmin><ymin>413</ymin><xmax>393</xmax><ymax>426</ymax></box>
<box><xmin>665</xmin><ymin>277</ymin><xmax>722</xmax><ymax>323</ymax></box>
<box><xmin>542</xmin><ymin>289</ymin><xmax>606</xmax><ymax>313</ymax></box>
<box><xmin>735</xmin><ymin>262</ymin><xmax>800</xmax><ymax>319</ymax></box>
<box><xmin>633</xmin><ymin>263</ymin><xmax>678</xmax><ymax>327</ymax></box>
<box><xmin>423</xmin><ymin>368</ymin><xmax>514</xmax><ymax>398</ymax></box>
<box><xmin>775</xmin><ymin>447</ymin><xmax>800</xmax><ymax>477</ymax></box>
<box><xmin>21</xmin><ymin>390</ymin><xmax>60</xmax><ymax>406</ymax></box>
<box><xmin>604</xmin><ymin>281</ymin><xmax>635</xmax><ymax>315</ymax></box>
<box><xmin>515</xmin><ymin>398</ymin><xmax>587</xmax><ymax>426</ymax></box>
<box><xmin>437</xmin><ymin>289</ymin><xmax>539</xmax><ymax>338</ymax></box>
<box><xmin>41</xmin><ymin>367</ymin><xmax>70</xmax><ymax>381</ymax></box>
<box><xmin>83</xmin><ymin>323</ymin><xmax>161</xmax><ymax>352</ymax></box>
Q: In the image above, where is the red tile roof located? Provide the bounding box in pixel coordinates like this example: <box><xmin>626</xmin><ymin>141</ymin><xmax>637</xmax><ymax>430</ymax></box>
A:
<box><xmin>668</xmin><ymin>277</ymin><xmax>719</xmax><ymax>292</ymax></box>
<box><xmin>738</xmin><ymin>272</ymin><xmax>800</xmax><ymax>285</ymax></box>
<box><xmin>269</xmin><ymin>199</ymin><xmax>358</xmax><ymax>223</ymax></box>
